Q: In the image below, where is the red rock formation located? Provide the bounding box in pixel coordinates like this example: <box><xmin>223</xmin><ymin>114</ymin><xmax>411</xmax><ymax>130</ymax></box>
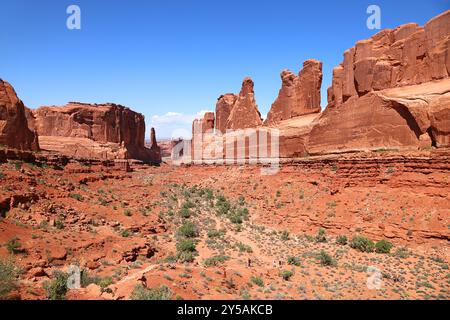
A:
<box><xmin>226</xmin><ymin>77</ymin><xmax>262</xmax><ymax>130</ymax></box>
<box><xmin>265</xmin><ymin>59</ymin><xmax>322</xmax><ymax>125</ymax></box>
<box><xmin>148</xmin><ymin>127</ymin><xmax>161</xmax><ymax>162</ymax></box>
<box><xmin>28</xmin><ymin>102</ymin><xmax>161</xmax><ymax>164</ymax></box>
<box><xmin>0</xmin><ymin>80</ymin><xmax>39</xmax><ymax>151</ymax></box>
<box><xmin>215</xmin><ymin>94</ymin><xmax>237</xmax><ymax>133</ymax></box>
<box><xmin>328</xmin><ymin>10</ymin><xmax>450</xmax><ymax>108</ymax></box>
<box><xmin>309</xmin><ymin>10</ymin><xmax>450</xmax><ymax>154</ymax></box>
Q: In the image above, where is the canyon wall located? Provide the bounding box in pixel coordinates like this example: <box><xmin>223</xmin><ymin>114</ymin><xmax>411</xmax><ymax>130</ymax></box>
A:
<box><xmin>190</xmin><ymin>10</ymin><xmax>450</xmax><ymax>162</ymax></box>
<box><xmin>309</xmin><ymin>10</ymin><xmax>450</xmax><ymax>154</ymax></box>
<box><xmin>28</xmin><ymin>102</ymin><xmax>161</xmax><ymax>164</ymax></box>
<box><xmin>0</xmin><ymin>80</ymin><xmax>39</xmax><ymax>151</ymax></box>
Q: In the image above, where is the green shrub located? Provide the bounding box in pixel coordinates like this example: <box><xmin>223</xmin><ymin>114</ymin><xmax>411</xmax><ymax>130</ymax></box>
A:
<box><xmin>177</xmin><ymin>221</ymin><xmax>198</xmax><ymax>238</ymax></box>
<box><xmin>6</xmin><ymin>237</ymin><xmax>22</xmax><ymax>254</ymax></box>
<box><xmin>124</xmin><ymin>209</ymin><xmax>132</xmax><ymax>217</ymax></box>
<box><xmin>69</xmin><ymin>193</ymin><xmax>83</xmax><ymax>201</ymax></box>
<box><xmin>130</xmin><ymin>284</ymin><xmax>172</xmax><ymax>300</ymax></box>
<box><xmin>318</xmin><ymin>250</ymin><xmax>336</xmax><ymax>267</ymax></box>
<box><xmin>375</xmin><ymin>239</ymin><xmax>393</xmax><ymax>254</ymax></box>
<box><xmin>44</xmin><ymin>271</ymin><xmax>70</xmax><ymax>300</ymax></box>
<box><xmin>250</xmin><ymin>276</ymin><xmax>264</xmax><ymax>287</ymax></box>
<box><xmin>236</xmin><ymin>242</ymin><xmax>253</xmax><ymax>253</ymax></box>
<box><xmin>287</xmin><ymin>256</ymin><xmax>301</xmax><ymax>267</ymax></box>
<box><xmin>207</xmin><ymin>229</ymin><xmax>224</xmax><ymax>238</ymax></box>
<box><xmin>279</xmin><ymin>270</ymin><xmax>294</xmax><ymax>281</ymax></box>
<box><xmin>280</xmin><ymin>230</ymin><xmax>290</xmax><ymax>241</ymax></box>
<box><xmin>228</xmin><ymin>208</ymin><xmax>249</xmax><ymax>224</ymax></box>
<box><xmin>54</xmin><ymin>220</ymin><xmax>65</xmax><ymax>230</ymax></box>
<box><xmin>0</xmin><ymin>258</ymin><xmax>20</xmax><ymax>299</ymax></box>
<box><xmin>204</xmin><ymin>255</ymin><xmax>229</xmax><ymax>267</ymax></box>
<box><xmin>121</xmin><ymin>230</ymin><xmax>131</xmax><ymax>237</ymax></box>
<box><xmin>394</xmin><ymin>247</ymin><xmax>410</xmax><ymax>259</ymax></box>
<box><xmin>215</xmin><ymin>196</ymin><xmax>231</xmax><ymax>215</ymax></box>
<box><xmin>336</xmin><ymin>235</ymin><xmax>348</xmax><ymax>245</ymax></box>
<box><xmin>81</xmin><ymin>270</ymin><xmax>113</xmax><ymax>290</ymax></box>
<box><xmin>178</xmin><ymin>207</ymin><xmax>191</xmax><ymax>219</ymax></box>
<box><xmin>176</xmin><ymin>239</ymin><xmax>196</xmax><ymax>253</ymax></box>
<box><xmin>315</xmin><ymin>228</ymin><xmax>327</xmax><ymax>243</ymax></box>
<box><xmin>350</xmin><ymin>236</ymin><xmax>375</xmax><ymax>253</ymax></box>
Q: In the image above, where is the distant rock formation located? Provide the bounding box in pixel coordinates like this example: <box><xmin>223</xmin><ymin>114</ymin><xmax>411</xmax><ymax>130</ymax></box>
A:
<box><xmin>0</xmin><ymin>80</ymin><xmax>39</xmax><ymax>151</ymax></box>
<box><xmin>188</xmin><ymin>10</ymin><xmax>450</xmax><ymax>162</ymax></box>
<box><xmin>226</xmin><ymin>77</ymin><xmax>263</xmax><ymax>130</ymax></box>
<box><xmin>28</xmin><ymin>102</ymin><xmax>161</xmax><ymax>164</ymax></box>
<box><xmin>265</xmin><ymin>59</ymin><xmax>322</xmax><ymax>125</ymax></box>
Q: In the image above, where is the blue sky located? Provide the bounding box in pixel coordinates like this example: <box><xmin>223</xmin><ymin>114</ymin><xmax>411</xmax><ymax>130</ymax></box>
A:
<box><xmin>0</xmin><ymin>0</ymin><xmax>448</xmax><ymax>139</ymax></box>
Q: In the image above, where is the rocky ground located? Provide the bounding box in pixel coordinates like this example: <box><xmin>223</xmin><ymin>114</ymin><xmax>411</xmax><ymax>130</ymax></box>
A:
<box><xmin>0</xmin><ymin>149</ymin><xmax>449</xmax><ymax>300</ymax></box>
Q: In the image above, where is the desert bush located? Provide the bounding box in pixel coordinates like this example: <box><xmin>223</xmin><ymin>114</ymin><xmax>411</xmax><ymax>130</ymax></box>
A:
<box><xmin>394</xmin><ymin>247</ymin><xmax>410</xmax><ymax>259</ymax></box>
<box><xmin>336</xmin><ymin>235</ymin><xmax>348</xmax><ymax>245</ymax></box>
<box><xmin>177</xmin><ymin>221</ymin><xmax>198</xmax><ymax>238</ymax></box>
<box><xmin>287</xmin><ymin>256</ymin><xmax>301</xmax><ymax>267</ymax></box>
<box><xmin>236</xmin><ymin>242</ymin><xmax>253</xmax><ymax>253</ymax></box>
<box><xmin>178</xmin><ymin>207</ymin><xmax>191</xmax><ymax>219</ymax></box>
<box><xmin>80</xmin><ymin>270</ymin><xmax>113</xmax><ymax>290</ymax></box>
<box><xmin>280</xmin><ymin>230</ymin><xmax>290</xmax><ymax>241</ymax></box>
<box><xmin>121</xmin><ymin>230</ymin><xmax>131</xmax><ymax>237</ymax></box>
<box><xmin>315</xmin><ymin>228</ymin><xmax>327</xmax><ymax>243</ymax></box>
<box><xmin>250</xmin><ymin>276</ymin><xmax>264</xmax><ymax>287</ymax></box>
<box><xmin>375</xmin><ymin>239</ymin><xmax>393</xmax><ymax>254</ymax></box>
<box><xmin>207</xmin><ymin>229</ymin><xmax>224</xmax><ymax>238</ymax></box>
<box><xmin>279</xmin><ymin>270</ymin><xmax>294</xmax><ymax>281</ymax></box>
<box><xmin>44</xmin><ymin>271</ymin><xmax>70</xmax><ymax>300</ymax></box>
<box><xmin>0</xmin><ymin>258</ymin><xmax>20</xmax><ymax>299</ymax></box>
<box><xmin>130</xmin><ymin>284</ymin><xmax>172</xmax><ymax>300</ymax></box>
<box><xmin>350</xmin><ymin>236</ymin><xmax>375</xmax><ymax>253</ymax></box>
<box><xmin>6</xmin><ymin>237</ymin><xmax>22</xmax><ymax>254</ymax></box>
<box><xmin>176</xmin><ymin>239</ymin><xmax>196</xmax><ymax>253</ymax></box>
<box><xmin>69</xmin><ymin>193</ymin><xmax>83</xmax><ymax>201</ymax></box>
<box><xmin>318</xmin><ymin>250</ymin><xmax>336</xmax><ymax>267</ymax></box>
<box><xmin>54</xmin><ymin>220</ymin><xmax>65</xmax><ymax>230</ymax></box>
<box><xmin>204</xmin><ymin>254</ymin><xmax>229</xmax><ymax>267</ymax></box>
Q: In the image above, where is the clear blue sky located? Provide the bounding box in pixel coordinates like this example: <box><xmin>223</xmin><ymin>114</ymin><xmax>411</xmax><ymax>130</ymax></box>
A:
<box><xmin>0</xmin><ymin>0</ymin><xmax>448</xmax><ymax>139</ymax></box>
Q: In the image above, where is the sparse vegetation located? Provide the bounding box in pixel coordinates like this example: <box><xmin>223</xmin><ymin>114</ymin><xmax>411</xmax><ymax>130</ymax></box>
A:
<box><xmin>130</xmin><ymin>284</ymin><xmax>172</xmax><ymax>300</ymax></box>
<box><xmin>375</xmin><ymin>239</ymin><xmax>393</xmax><ymax>254</ymax></box>
<box><xmin>315</xmin><ymin>228</ymin><xmax>327</xmax><ymax>243</ymax></box>
<box><xmin>204</xmin><ymin>254</ymin><xmax>229</xmax><ymax>267</ymax></box>
<box><xmin>6</xmin><ymin>237</ymin><xmax>22</xmax><ymax>254</ymax></box>
<box><xmin>0</xmin><ymin>258</ymin><xmax>20</xmax><ymax>299</ymax></box>
<box><xmin>44</xmin><ymin>271</ymin><xmax>70</xmax><ymax>300</ymax></box>
<box><xmin>177</xmin><ymin>221</ymin><xmax>198</xmax><ymax>238</ymax></box>
<box><xmin>317</xmin><ymin>250</ymin><xmax>336</xmax><ymax>267</ymax></box>
<box><xmin>336</xmin><ymin>235</ymin><xmax>348</xmax><ymax>245</ymax></box>
<box><xmin>250</xmin><ymin>276</ymin><xmax>264</xmax><ymax>287</ymax></box>
<box><xmin>279</xmin><ymin>270</ymin><xmax>294</xmax><ymax>281</ymax></box>
<box><xmin>287</xmin><ymin>256</ymin><xmax>301</xmax><ymax>267</ymax></box>
<box><xmin>350</xmin><ymin>236</ymin><xmax>375</xmax><ymax>253</ymax></box>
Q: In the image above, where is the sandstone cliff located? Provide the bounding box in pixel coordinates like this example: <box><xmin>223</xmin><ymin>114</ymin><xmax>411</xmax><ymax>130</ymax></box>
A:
<box><xmin>309</xmin><ymin>10</ymin><xmax>450</xmax><ymax>154</ymax></box>
<box><xmin>0</xmin><ymin>80</ymin><xmax>39</xmax><ymax>151</ymax></box>
<box><xmin>28</xmin><ymin>102</ymin><xmax>161</xmax><ymax>164</ymax></box>
<box><xmin>265</xmin><ymin>59</ymin><xmax>322</xmax><ymax>125</ymax></box>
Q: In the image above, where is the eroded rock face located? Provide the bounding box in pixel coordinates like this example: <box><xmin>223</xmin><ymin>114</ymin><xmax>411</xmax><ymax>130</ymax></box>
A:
<box><xmin>226</xmin><ymin>77</ymin><xmax>262</xmax><ymax>130</ymax></box>
<box><xmin>0</xmin><ymin>80</ymin><xmax>39</xmax><ymax>151</ymax></box>
<box><xmin>265</xmin><ymin>59</ymin><xmax>322</xmax><ymax>125</ymax></box>
<box><xmin>215</xmin><ymin>94</ymin><xmax>237</xmax><ymax>133</ymax></box>
<box><xmin>328</xmin><ymin>10</ymin><xmax>450</xmax><ymax>108</ymax></box>
<box><xmin>308</xmin><ymin>78</ymin><xmax>450</xmax><ymax>154</ymax></box>
<box><xmin>29</xmin><ymin>102</ymin><xmax>161</xmax><ymax>163</ymax></box>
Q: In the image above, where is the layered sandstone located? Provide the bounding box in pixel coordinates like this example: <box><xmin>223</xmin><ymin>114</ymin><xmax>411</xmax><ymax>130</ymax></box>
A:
<box><xmin>28</xmin><ymin>102</ymin><xmax>161</xmax><ymax>164</ymax></box>
<box><xmin>0</xmin><ymin>80</ymin><xmax>39</xmax><ymax>151</ymax></box>
<box><xmin>265</xmin><ymin>60</ymin><xmax>322</xmax><ymax>125</ymax></box>
<box><xmin>328</xmin><ymin>10</ymin><xmax>450</xmax><ymax>108</ymax></box>
<box><xmin>310</xmin><ymin>10</ymin><xmax>450</xmax><ymax>154</ymax></box>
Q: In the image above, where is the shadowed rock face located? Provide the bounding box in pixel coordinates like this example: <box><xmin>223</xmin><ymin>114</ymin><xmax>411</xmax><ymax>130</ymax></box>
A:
<box><xmin>226</xmin><ymin>77</ymin><xmax>262</xmax><ymax>130</ymax></box>
<box><xmin>0</xmin><ymin>80</ymin><xmax>39</xmax><ymax>151</ymax></box>
<box><xmin>265</xmin><ymin>59</ymin><xmax>322</xmax><ymax>125</ymax></box>
<box><xmin>28</xmin><ymin>102</ymin><xmax>161</xmax><ymax>163</ymax></box>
